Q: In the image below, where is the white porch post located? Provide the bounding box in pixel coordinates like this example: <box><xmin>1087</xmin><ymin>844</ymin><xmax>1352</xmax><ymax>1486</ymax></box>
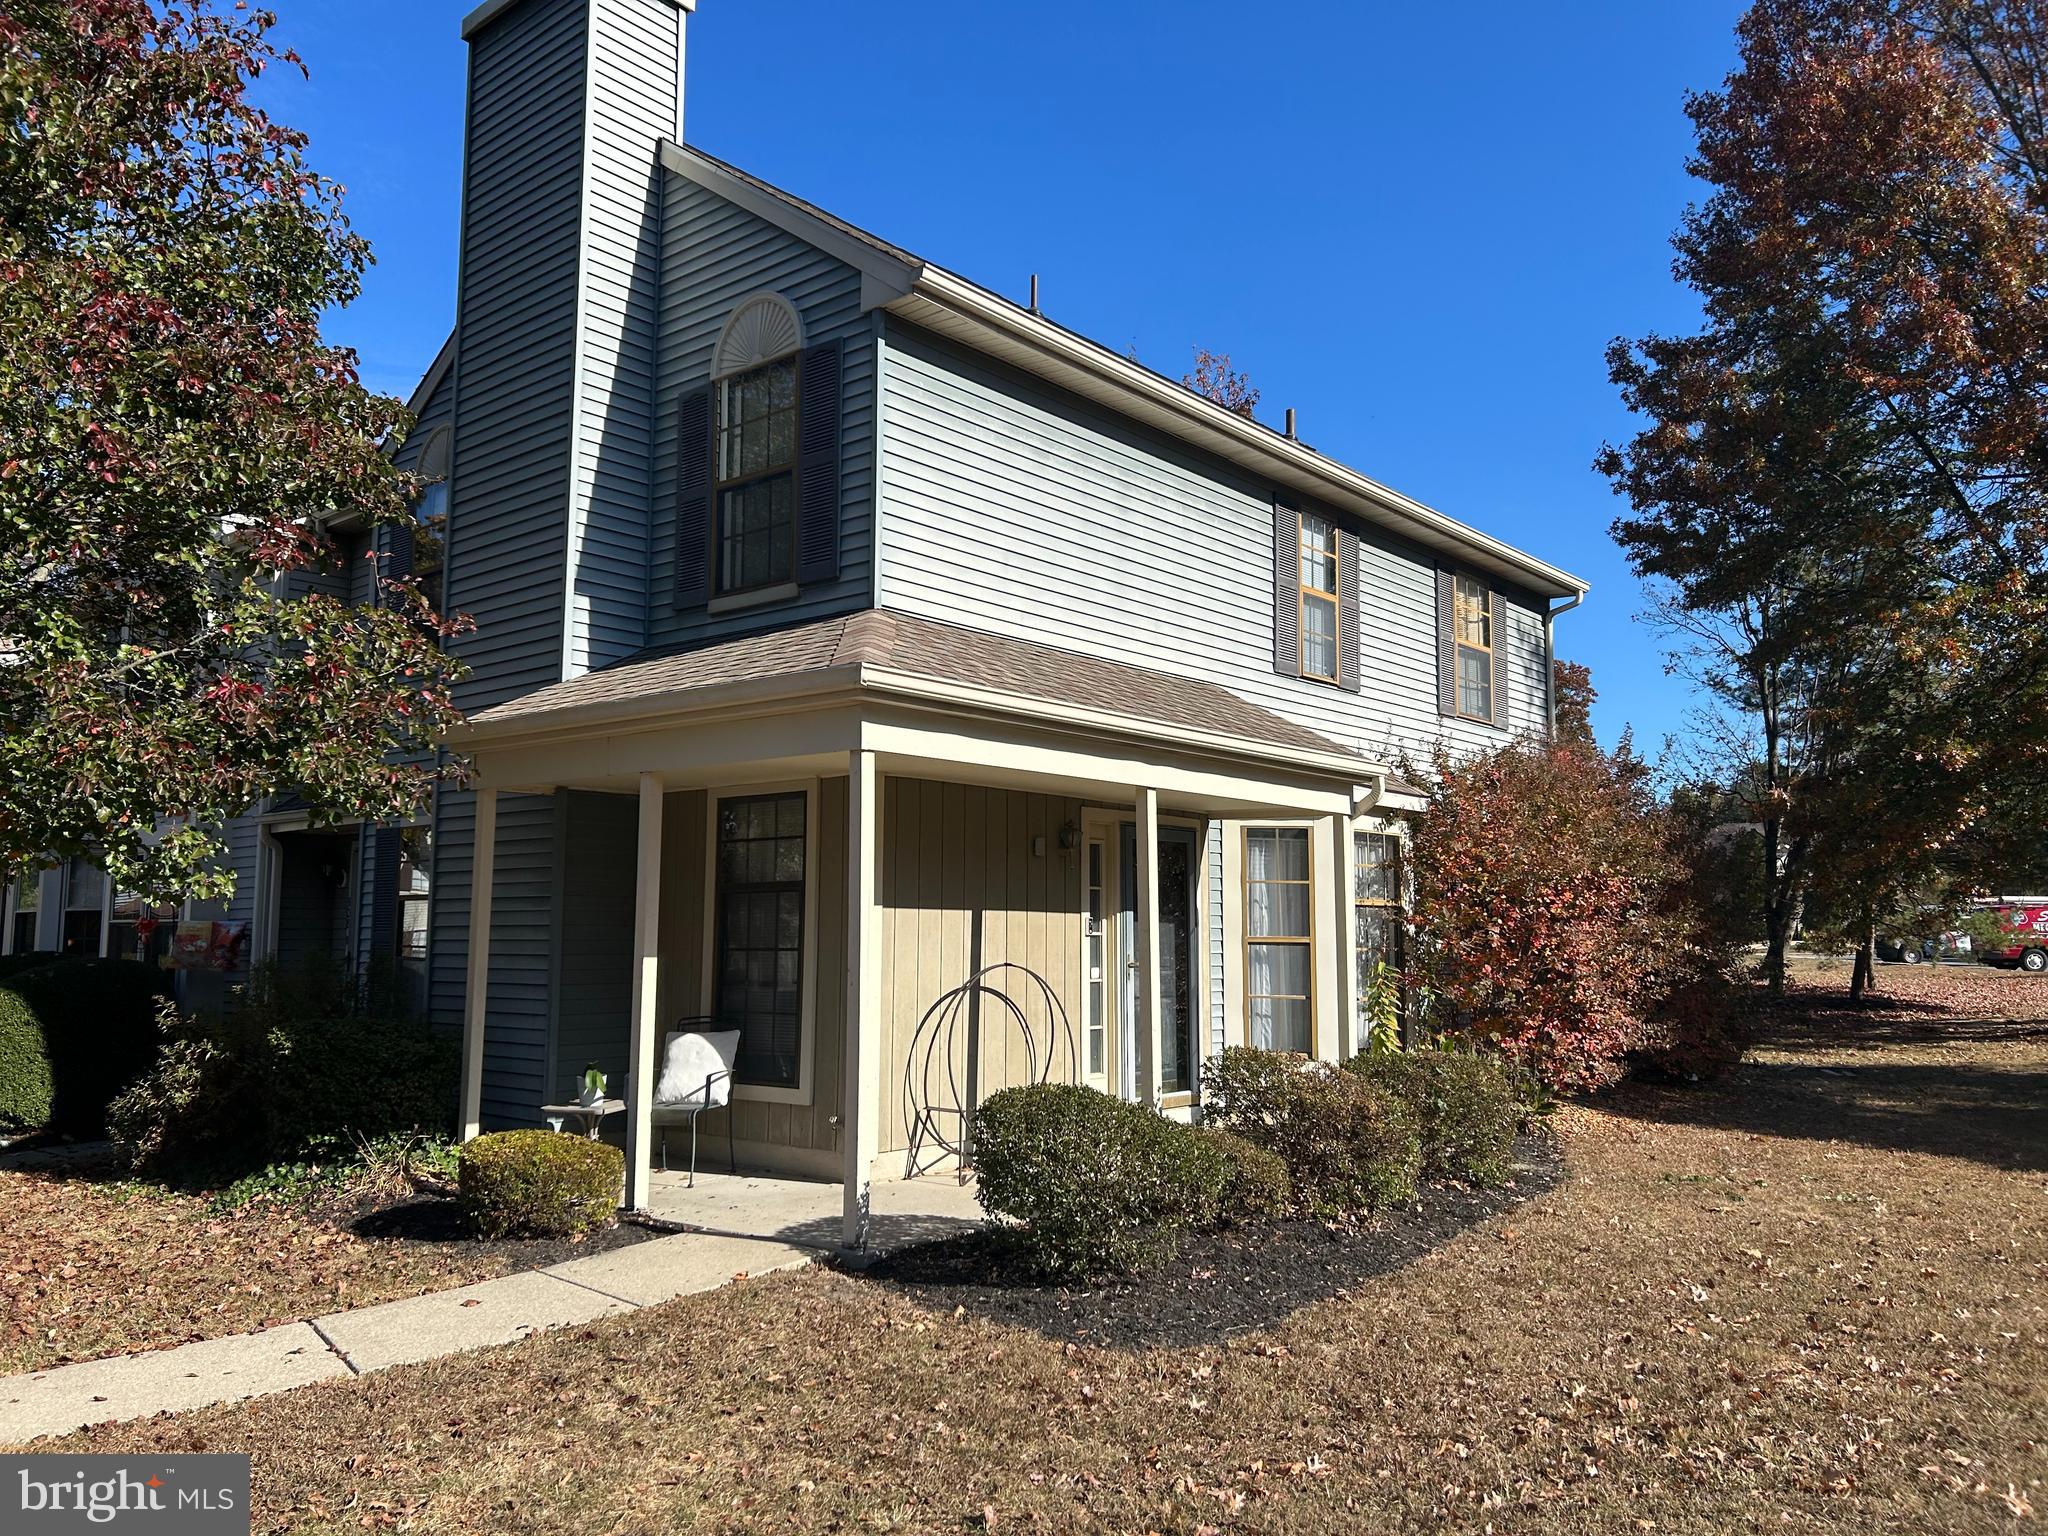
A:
<box><xmin>1313</xmin><ymin>811</ymin><xmax>1345</xmax><ymax>1062</ymax></box>
<box><xmin>1332</xmin><ymin>812</ymin><xmax>1358</xmax><ymax>1059</ymax></box>
<box><xmin>1133</xmin><ymin>785</ymin><xmax>1161</xmax><ymax>1107</ymax></box>
<box><xmin>459</xmin><ymin>788</ymin><xmax>497</xmax><ymax>1141</ymax></box>
<box><xmin>843</xmin><ymin>748</ymin><xmax>882</xmax><ymax>1249</ymax></box>
<box><xmin>624</xmin><ymin>771</ymin><xmax>664</xmax><ymax>1213</ymax></box>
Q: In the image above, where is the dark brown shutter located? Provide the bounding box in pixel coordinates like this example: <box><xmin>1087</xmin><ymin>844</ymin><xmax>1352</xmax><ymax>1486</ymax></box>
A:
<box><xmin>1272</xmin><ymin>503</ymin><xmax>1297</xmax><ymax>677</ymax></box>
<box><xmin>384</xmin><ymin>520</ymin><xmax>414</xmax><ymax>585</ymax></box>
<box><xmin>1434</xmin><ymin>566</ymin><xmax>1457</xmax><ymax>716</ymax></box>
<box><xmin>1487</xmin><ymin>586</ymin><xmax>1507</xmax><ymax>725</ymax></box>
<box><xmin>674</xmin><ymin>385</ymin><xmax>713</xmax><ymax>608</ymax></box>
<box><xmin>794</xmin><ymin>340</ymin><xmax>842</xmax><ymax>586</ymax></box>
<box><xmin>1337</xmin><ymin>529</ymin><xmax>1361</xmax><ymax>693</ymax></box>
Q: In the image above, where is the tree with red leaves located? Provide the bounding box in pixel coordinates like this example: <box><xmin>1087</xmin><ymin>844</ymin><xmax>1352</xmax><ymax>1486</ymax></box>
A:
<box><xmin>1405</xmin><ymin>728</ymin><xmax>1702</xmax><ymax>1094</ymax></box>
<box><xmin>1181</xmin><ymin>348</ymin><xmax>1260</xmax><ymax>419</ymax></box>
<box><xmin>0</xmin><ymin>2</ymin><xmax>466</xmax><ymax>901</ymax></box>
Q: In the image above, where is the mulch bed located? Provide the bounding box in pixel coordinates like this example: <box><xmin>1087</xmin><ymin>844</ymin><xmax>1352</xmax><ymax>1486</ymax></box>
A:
<box><xmin>342</xmin><ymin>1188</ymin><xmax>663</xmax><ymax>1267</ymax></box>
<box><xmin>852</xmin><ymin>1134</ymin><xmax>1565</xmax><ymax>1350</ymax></box>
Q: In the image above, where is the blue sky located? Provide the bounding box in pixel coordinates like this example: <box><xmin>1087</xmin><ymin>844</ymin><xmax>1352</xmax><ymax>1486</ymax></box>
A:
<box><xmin>259</xmin><ymin>0</ymin><xmax>1745</xmax><ymax>755</ymax></box>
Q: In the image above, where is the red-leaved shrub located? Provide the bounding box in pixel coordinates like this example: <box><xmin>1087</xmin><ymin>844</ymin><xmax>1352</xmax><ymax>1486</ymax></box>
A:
<box><xmin>1407</xmin><ymin>736</ymin><xmax>1699</xmax><ymax>1092</ymax></box>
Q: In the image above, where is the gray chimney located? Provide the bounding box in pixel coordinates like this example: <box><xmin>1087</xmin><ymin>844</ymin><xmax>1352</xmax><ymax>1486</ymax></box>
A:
<box><xmin>448</xmin><ymin>0</ymin><xmax>692</xmax><ymax>703</ymax></box>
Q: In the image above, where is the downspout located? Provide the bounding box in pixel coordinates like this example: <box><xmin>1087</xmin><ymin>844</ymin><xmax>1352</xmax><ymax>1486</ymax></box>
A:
<box><xmin>1544</xmin><ymin>593</ymin><xmax>1584</xmax><ymax>738</ymax></box>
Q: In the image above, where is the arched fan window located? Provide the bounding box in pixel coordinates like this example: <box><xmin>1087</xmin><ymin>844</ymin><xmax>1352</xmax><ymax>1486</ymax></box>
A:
<box><xmin>709</xmin><ymin>294</ymin><xmax>805</xmax><ymax>595</ymax></box>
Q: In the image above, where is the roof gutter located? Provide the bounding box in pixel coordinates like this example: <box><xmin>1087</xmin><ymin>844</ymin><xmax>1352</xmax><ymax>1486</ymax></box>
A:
<box><xmin>900</xmin><ymin>266</ymin><xmax>1591</xmax><ymax>601</ymax></box>
<box><xmin>456</xmin><ymin>664</ymin><xmax>1388</xmax><ymax>787</ymax></box>
<box><xmin>1543</xmin><ymin>592</ymin><xmax>1584</xmax><ymax>738</ymax></box>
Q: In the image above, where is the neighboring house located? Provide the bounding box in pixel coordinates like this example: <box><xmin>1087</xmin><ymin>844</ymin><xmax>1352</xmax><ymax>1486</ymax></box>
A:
<box><xmin>55</xmin><ymin>0</ymin><xmax>1585</xmax><ymax>1245</ymax></box>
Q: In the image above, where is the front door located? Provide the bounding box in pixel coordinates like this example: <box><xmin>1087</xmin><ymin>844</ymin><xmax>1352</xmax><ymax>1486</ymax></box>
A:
<box><xmin>1117</xmin><ymin>822</ymin><xmax>1201</xmax><ymax>1102</ymax></box>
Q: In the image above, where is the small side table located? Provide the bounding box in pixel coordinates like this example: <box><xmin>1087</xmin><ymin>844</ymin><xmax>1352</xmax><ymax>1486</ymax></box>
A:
<box><xmin>541</xmin><ymin>1098</ymin><xmax>625</xmax><ymax>1140</ymax></box>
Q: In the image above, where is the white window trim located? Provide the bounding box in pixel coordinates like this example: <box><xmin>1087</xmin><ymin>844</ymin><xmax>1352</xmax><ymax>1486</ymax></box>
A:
<box><xmin>698</xmin><ymin>777</ymin><xmax>820</xmax><ymax>1109</ymax></box>
<box><xmin>1224</xmin><ymin>816</ymin><xmax>1342</xmax><ymax>1061</ymax></box>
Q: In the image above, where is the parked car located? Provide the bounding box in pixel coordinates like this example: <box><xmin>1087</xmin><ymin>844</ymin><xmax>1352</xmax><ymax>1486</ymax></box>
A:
<box><xmin>1973</xmin><ymin>899</ymin><xmax>2048</xmax><ymax>972</ymax></box>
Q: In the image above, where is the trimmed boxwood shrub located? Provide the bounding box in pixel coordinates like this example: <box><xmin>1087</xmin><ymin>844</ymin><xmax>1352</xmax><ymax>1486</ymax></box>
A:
<box><xmin>973</xmin><ymin>1083</ymin><xmax>1227</xmax><ymax>1278</ymax></box>
<box><xmin>1201</xmin><ymin>1046</ymin><xmax>1422</xmax><ymax>1216</ymax></box>
<box><xmin>0</xmin><ymin>988</ymin><xmax>53</xmax><ymax>1130</ymax></box>
<box><xmin>459</xmin><ymin>1129</ymin><xmax>622</xmax><ymax>1238</ymax></box>
<box><xmin>1197</xmin><ymin>1127</ymin><xmax>1291</xmax><ymax>1222</ymax></box>
<box><xmin>0</xmin><ymin>958</ymin><xmax>168</xmax><ymax>1135</ymax></box>
<box><xmin>1344</xmin><ymin>1049</ymin><xmax>1519</xmax><ymax>1188</ymax></box>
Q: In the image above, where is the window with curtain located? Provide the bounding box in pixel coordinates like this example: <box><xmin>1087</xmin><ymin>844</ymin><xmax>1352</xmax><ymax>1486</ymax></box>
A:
<box><xmin>714</xmin><ymin>792</ymin><xmax>807</xmax><ymax>1087</ymax></box>
<box><xmin>61</xmin><ymin>856</ymin><xmax>104</xmax><ymax>956</ymax></box>
<box><xmin>9</xmin><ymin>879</ymin><xmax>39</xmax><ymax>954</ymax></box>
<box><xmin>1298</xmin><ymin>513</ymin><xmax>1339</xmax><ymax>681</ymax></box>
<box><xmin>1353</xmin><ymin>831</ymin><xmax>1403</xmax><ymax>1048</ymax></box>
<box><xmin>1245</xmin><ymin>827</ymin><xmax>1312</xmax><ymax>1052</ymax></box>
<box><xmin>1454</xmin><ymin>574</ymin><xmax>1493</xmax><ymax>721</ymax></box>
<box><xmin>395</xmin><ymin>825</ymin><xmax>432</xmax><ymax>1011</ymax></box>
<box><xmin>715</xmin><ymin>357</ymin><xmax>798</xmax><ymax>594</ymax></box>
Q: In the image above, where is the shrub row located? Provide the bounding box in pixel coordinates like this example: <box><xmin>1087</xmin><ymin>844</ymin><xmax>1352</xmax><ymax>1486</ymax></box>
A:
<box><xmin>974</xmin><ymin>1045</ymin><xmax>1522</xmax><ymax>1279</ymax></box>
<box><xmin>109</xmin><ymin>1008</ymin><xmax>458</xmax><ymax>1180</ymax></box>
<box><xmin>0</xmin><ymin>958</ymin><xmax>168</xmax><ymax>1135</ymax></box>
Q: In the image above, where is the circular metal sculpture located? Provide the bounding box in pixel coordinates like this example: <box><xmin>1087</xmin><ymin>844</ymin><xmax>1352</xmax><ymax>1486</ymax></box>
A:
<box><xmin>902</xmin><ymin>962</ymin><xmax>1076</xmax><ymax>1179</ymax></box>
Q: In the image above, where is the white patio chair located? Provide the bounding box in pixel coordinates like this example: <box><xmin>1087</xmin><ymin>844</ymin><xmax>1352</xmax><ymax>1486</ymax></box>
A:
<box><xmin>651</xmin><ymin>1018</ymin><xmax>740</xmax><ymax>1186</ymax></box>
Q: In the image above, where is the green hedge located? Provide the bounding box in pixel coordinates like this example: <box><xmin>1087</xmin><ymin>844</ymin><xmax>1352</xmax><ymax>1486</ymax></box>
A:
<box><xmin>1344</xmin><ymin>1049</ymin><xmax>1519</xmax><ymax>1188</ymax></box>
<box><xmin>0</xmin><ymin>988</ymin><xmax>52</xmax><ymax>1129</ymax></box>
<box><xmin>973</xmin><ymin>1084</ymin><xmax>1227</xmax><ymax>1278</ymax></box>
<box><xmin>109</xmin><ymin>1008</ymin><xmax>457</xmax><ymax>1180</ymax></box>
<box><xmin>1196</xmin><ymin>1127</ymin><xmax>1292</xmax><ymax>1222</ymax></box>
<box><xmin>0</xmin><ymin>958</ymin><xmax>168</xmax><ymax>1135</ymax></box>
<box><xmin>1201</xmin><ymin>1046</ymin><xmax>1421</xmax><ymax>1216</ymax></box>
<box><xmin>0</xmin><ymin>952</ymin><xmax>58</xmax><ymax>984</ymax></box>
<box><xmin>459</xmin><ymin>1130</ymin><xmax>622</xmax><ymax>1238</ymax></box>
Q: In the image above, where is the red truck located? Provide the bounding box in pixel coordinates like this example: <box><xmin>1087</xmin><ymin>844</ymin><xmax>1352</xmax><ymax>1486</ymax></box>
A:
<box><xmin>1974</xmin><ymin>898</ymin><xmax>2048</xmax><ymax>972</ymax></box>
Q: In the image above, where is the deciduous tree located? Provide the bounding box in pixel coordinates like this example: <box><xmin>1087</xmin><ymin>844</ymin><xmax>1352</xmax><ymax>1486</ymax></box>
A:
<box><xmin>0</xmin><ymin>1</ymin><xmax>466</xmax><ymax>901</ymax></box>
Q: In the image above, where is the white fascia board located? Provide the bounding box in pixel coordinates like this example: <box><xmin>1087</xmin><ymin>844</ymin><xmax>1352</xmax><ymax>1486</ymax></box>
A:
<box><xmin>456</xmin><ymin>663</ymin><xmax>1391</xmax><ymax>795</ymax></box>
<box><xmin>461</xmin><ymin>0</ymin><xmax>690</xmax><ymax>41</ymax></box>
<box><xmin>657</xmin><ymin>140</ymin><xmax>921</xmax><ymax>307</ymax></box>
<box><xmin>893</xmin><ymin>268</ymin><xmax>1590</xmax><ymax>601</ymax></box>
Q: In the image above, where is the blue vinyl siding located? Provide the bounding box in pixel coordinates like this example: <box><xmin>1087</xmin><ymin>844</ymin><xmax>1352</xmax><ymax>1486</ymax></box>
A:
<box><xmin>445</xmin><ymin>0</ymin><xmax>585</xmax><ymax>711</ymax></box>
<box><xmin>875</xmin><ymin>321</ymin><xmax>1552</xmax><ymax>764</ymax></box>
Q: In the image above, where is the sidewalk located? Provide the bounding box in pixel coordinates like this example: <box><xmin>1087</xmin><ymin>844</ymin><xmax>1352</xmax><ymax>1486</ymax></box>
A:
<box><xmin>0</xmin><ymin>1228</ymin><xmax>811</xmax><ymax>1445</ymax></box>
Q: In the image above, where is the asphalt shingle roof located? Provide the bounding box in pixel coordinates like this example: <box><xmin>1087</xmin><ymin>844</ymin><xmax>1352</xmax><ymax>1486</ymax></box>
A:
<box><xmin>469</xmin><ymin>609</ymin><xmax>1368</xmax><ymax>764</ymax></box>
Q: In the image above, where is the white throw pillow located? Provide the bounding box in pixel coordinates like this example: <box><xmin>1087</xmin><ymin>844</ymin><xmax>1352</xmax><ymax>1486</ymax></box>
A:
<box><xmin>655</xmin><ymin>1029</ymin><xmax>740</xmax><ymax>1108</ymax></box>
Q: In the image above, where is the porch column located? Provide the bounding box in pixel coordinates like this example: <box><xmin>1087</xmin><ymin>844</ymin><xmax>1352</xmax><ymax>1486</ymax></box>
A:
<box><xmin>843</xmin><ymin>748</ymin><xmax>882</xmax><ymax>1249</ymax></box>
<box><xmin>1332</xmin><ymin>812</ymin><xmax>1358</xmax><ymax>1059</ymax></box>
<box><xmin>1133</xmin><ymin>785</ymin><xmax>1161</xmax><ymax>1107</ymax></box>
<box><xmin>459</xmin><ymin>788</ymin><xmax>497</xmax><ymax>1141</ymax></box>
<box><xmin>624</xmin><ymin>772</ymin><xmax>664</xmax><ymax>1212</ymax></box>
<box><xmin>1313</xmin><ymin>811</ymin><xmax>1345</xmax><ymax>1062</ymax></box>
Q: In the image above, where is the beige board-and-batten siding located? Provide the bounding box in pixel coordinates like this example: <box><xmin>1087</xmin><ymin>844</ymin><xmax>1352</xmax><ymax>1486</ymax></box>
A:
<box><xmin>647</xmin><ymin>776</ymin><xmax>1083</xmax><ymax>1180</ymax></box>
<box><xmin>879</xmin><ymin>778</ymin><xmax>1086</xmax><ymax>1169</ymax></box>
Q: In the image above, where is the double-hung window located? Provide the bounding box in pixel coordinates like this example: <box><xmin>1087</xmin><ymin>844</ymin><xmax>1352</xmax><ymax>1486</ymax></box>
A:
<box><xmin>1353</xmin><ymin>831</ymin><xmax>1403</xmax><ymax>1048</ymax></box>
<box><xmin>714</xmin><ymin>792</ymin><xmax>807</xmax><ymax>1088</ymax></box>
<box><xmin>1454</xmin><ymin>575</ymin><xmax>1494</xmax><ymax>722</ymax></box>
<box><xmin>1244</xmin><ymin>827</ymin><xmax>1313</xmax><ymax>1052</ymax></box>
<box><xmin>715</xmin><ymin>357</ymin><xmax>799</xmax><ymax>595</ymax></box>
<box><xmin>1298</xmin><ymin>513</ymin><xmax>1339</xmax><ymax>682</ymax></box>
<box><xmin>413</xmin><ymin>427</ymin><xmax>450</xmax><ymax>617</ymax></box>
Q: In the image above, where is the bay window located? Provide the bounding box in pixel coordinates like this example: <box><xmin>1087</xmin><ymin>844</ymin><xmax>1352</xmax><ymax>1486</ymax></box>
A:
<box><xmin>1244</xmin><ymin>826</ymin><xmax>1313</xmax><ymax>1052</ymax></box>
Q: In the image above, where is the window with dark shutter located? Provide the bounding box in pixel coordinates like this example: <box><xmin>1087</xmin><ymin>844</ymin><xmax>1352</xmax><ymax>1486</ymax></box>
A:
<box><xmin>1439</xmin><ymin>571</ymin><xmax>1499</xmax><ymax>725</ymax></box>
<box><xmin>673</xmin><ymin>385</ymin><xmax>713</xmax><ymax>608</ymax></box>
<box><xmin>1271</xmin><ymin>503</ymin><xmax>1297</xmax><ymax>677</ymax></box>
<box><xmin>1337</xmin><ymin>528</ymin><xmax>1361</xmax><ymax>693</ymax></box>
<box><xmin>794</xmin><ymin>339</ymin><xmax>841</xmax><ymax>585</ymax></box>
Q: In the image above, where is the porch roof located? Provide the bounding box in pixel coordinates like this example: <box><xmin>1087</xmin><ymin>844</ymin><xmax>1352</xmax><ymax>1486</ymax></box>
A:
<box><xmin>467</xmin><ymin>608</ymin><xmax>1369</xmax><ymax>765</ymax></box>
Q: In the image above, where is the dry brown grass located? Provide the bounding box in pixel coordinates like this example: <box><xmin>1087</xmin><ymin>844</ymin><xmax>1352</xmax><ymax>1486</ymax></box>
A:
<box><xmin>0</xmin><ymin>1167</ymin><xmax>581</xmax><ymax>1376</ymax></box>
<box><xmin>34</xmin><ymin>970</ymin><xmax>2048</xmax><ymax>1534</ymax></box>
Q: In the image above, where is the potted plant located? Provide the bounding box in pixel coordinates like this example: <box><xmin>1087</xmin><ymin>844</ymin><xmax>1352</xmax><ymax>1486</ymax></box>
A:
<box><xmin>578</xmin><ymin>1062</ymin><xmax>608</xmax><ymax>1107</ymax></box>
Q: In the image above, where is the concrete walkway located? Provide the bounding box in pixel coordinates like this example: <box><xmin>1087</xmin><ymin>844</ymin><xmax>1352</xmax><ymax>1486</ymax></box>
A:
<box><xmin>0</xmin><ymin>1229</ymin><xmax>811</xmax><ymax>1446</ymax></box>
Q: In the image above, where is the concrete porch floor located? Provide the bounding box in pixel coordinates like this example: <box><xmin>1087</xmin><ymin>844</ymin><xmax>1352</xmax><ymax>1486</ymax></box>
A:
<box><xmin>643</xmin><ymin>1169</ymin><xmax>983</xmax><ymax>1256</ymax></box>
